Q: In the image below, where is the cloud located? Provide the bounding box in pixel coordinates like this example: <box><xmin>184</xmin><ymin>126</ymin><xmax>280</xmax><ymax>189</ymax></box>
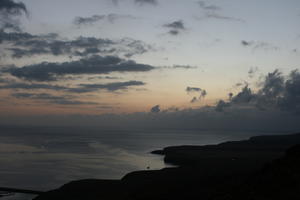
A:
<box><xmin>7</xmin><ymin>47</ymin><xmax>50</xmax><ymax>58</ymax></box>
<box><xmin>186</xmin><ymin>86</ymin><xmax>207</xmax><ymax>103</ymax></box>
<box><xmin>4</xmin><ymin>34</ymin><xmax>114</xmax><ymax>57</ymax></box>
<box><xmin>134</xmin><ymin>0</ymin><xmax>157</xmax><ymax>6</ymax></box>
<box><xmin>106</xmin><ymin>13</ymin><xmax>137</xmax><ymax>23</ymax></box>
<box><xmin>1</xmin><ymin>31</ymin><xmax>154</xmax><ymax>59</ymax></box>
<box><xmin>241</xmin><ymin>40</ymin><xmax>251</xmax><ymax>46</ymax></box>
<box><xmin>0</xmin><ymin>0</ymin><xmax>27</xmax><ymax>15</ymax></box>
<box><xmin>161</xmin><ymin>65</ymin><xmax>198</xmax><ymax>70</ymax></box>
<box><xmin>71</xmin><ymin>81</ymin><xmax>145</xmax><ymax>93</ymax></box>
<box><xmin>164</xmin><ymin>20</ymin><xmax>185</xmax><ymax>30</ymax></box>
<box><xmin>6</xmin><ymin>35</ymin><xmax>113</xmax><ymax>57</ymax></box>
<box><xmin>119</xmin><ymin>69</ymin><xmax>300</xmax><ymax>129</ymax></box>
<box><xmin>169</xmin><ymin>65</ymin><xmax>198</xmax><ymax>69</ymax></box>
<box><xmin>215</xmin><ymin>99</ymin><xmax>230</xmax><ymax>112</ymax></box>
<box><xmin>111</xmin><ymin>0</ymin><xmax>119</xmax><ymax>6</ymax></box>
<box><xmin>73</xmin><ymin>15</ymin><xmax>105</xmax><ymax>26</ymax></box>
<box><xmin>203</xmin><ymin>13</ymin><xmax>244</xmax><ymax>22</ymax></box>
<box><xmin>0</xmin><ymin>30</ymin><xmax>54</xmax><ymax>43</ymax></box>
<box><xmin>216</xmin><ymin>69</ymin><xmax>300</xmax><ymax>113</ymax></box>
<box><xmin>11</xmin><ymin>101</ymin><xmax>300</xmax><ymax>132</ymax></box>
<box><xmin>241</xmin><ymin>40</ymin><xmax>279</xmax><ymax>51</ymax></box>
<box><xmin>3</xmin><ymin>70</ymin><xmax>300</xmax><ymax>133</ymax></box>
<box><xmin>231</xmin><ymin>85</ymin><xmax>253</xmax><ymax>104</ymax></box>
<box><xmin>12</xmin><ymin>92</ymin><xmax>98</xmax><ymax>105</ymax></box>
<box><xmin>0</xmin><ymin>82</ymin><xmax>67</xmax><ymax>91</ymax></box>
<box><xmin>73</xmin><ymin>14</ymin><xmax>136</xmax><ymax>26</ymax></box>
<box><xmin>248</xmin><ymin>66</ymin><xmax>259</xmax><ymax>78</ymax></box>
<box><xmin>172</xmin><ymin>65</ymin><xmax>197</xmax><ymax>69</ymax></box>
<box><xmin>4</xmin><ymin>55</ymin><xmax>155</xmax><ymax>81</ymax></box>
<box><xmin>120</xmin><ymin>37</ymin><xmax>154</xmax><ymax>58</ymax></box>
<box><xmin>0</xmin><ymin>0</ymin><xmax>28</xmax><ymax>32</ymax></box>
<box><xmin>0</xmin><ymin>20</ymin><xmax>20</xmax><ymax>32</ymax></box>
<box><xmin>0</xmin><ymin>80</ymin><xmax>145</xmax><ymax>93</ymax></box>
<box><xmin>150</xmin><ymin>105</ymin><xmax>160</xmax><ymax>113</ymax></box>
<box><xmin>0</xmin><ymin>30</ymin><xmax>34</xmax><ymax>46</ymax></box>
<box><xmin>196</xmin><ymin>2</ymin><xmax>244</xmax><ymax>23</ymax></box>
<box><xmin>186</xmin><ymin>87</ymin><xmax>202</xmax><ymax>93</ymax></box>
<box><xmin>163</xmin><ymin>20</ymin><xmax>186</xmax><ymax>35</ymax></box>
<box><xmin>197</xmin><ymin>1</ymin><xmax>220</xmax><ymax>11</ymax></box>
<box><xmin>87</xmin><ymin>76</ymin><xmax>121</xmax><ymax>80</ymax></box>
<box><xmin>110</xmin><ymin>0</ymin><xmax>157</xmax><ymax>6</ymax></box>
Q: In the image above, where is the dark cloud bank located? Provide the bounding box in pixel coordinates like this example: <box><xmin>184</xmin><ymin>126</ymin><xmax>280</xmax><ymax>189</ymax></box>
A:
<box><xmin>4</xmin><ymin>55</ymin><xmax>154</xmax><ymax>81</ymax></box>
<box><xmin>0</xmin><ymin>80</ymin><xmax>145</xmax><ymax>93</ymax></box>
<box><xmin>0</xmin><ymin>80</ymin><xmax>145</xmax><ymax>106</ymax></box>
<box><xmin>12</xmin><ymin>92</ymin><xmax>98</xmax><ymax>105</ymax></box>
<box><xmin>2</xmin><ymin>69</ymin><xmax>300</xmax><ymax>133</ymax></box>
<box><xmin>216</xmin><ymin>69</ymin><xmax>300</xmax><ymax>113</ymax></box>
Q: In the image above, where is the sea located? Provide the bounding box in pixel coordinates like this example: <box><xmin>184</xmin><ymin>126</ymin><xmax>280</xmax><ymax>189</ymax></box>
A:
<box><xmin>0</xmin><ymin>126</ymin><xmax>278</xmax><ymax>200</ymax></box>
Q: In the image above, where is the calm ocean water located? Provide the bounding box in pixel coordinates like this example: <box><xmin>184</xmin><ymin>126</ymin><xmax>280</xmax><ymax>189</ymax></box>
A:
<box><xmin>0</xmin><ymin>126</ymin><xmax>273</xmax><ymax>199</ymax></box>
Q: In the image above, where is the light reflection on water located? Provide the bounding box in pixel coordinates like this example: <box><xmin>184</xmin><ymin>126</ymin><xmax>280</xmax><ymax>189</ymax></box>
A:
<box><xmin>0</xmin><ymin>126</ymin><xmax>260</xmax><ymax>193</ymax></box>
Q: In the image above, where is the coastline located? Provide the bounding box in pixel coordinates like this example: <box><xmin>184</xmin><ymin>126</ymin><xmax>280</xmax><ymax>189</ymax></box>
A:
<box><xmin>31</xmin><ymin>132</ymin><xmax>300</xmax><ymax>200</ymax></box>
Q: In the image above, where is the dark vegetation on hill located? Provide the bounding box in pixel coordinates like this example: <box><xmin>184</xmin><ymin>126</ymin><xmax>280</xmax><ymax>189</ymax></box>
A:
<box><xmin>34</xmin><ymin>133</ymin><xmax>300</xmax><ymax>200</ymax></box>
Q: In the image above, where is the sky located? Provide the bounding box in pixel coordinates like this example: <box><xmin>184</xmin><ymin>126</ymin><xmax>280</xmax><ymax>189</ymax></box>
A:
<box><xmin>0</xmin><ymin>0</ymin><xmax>300</xmax><ymax>131</ymax></box>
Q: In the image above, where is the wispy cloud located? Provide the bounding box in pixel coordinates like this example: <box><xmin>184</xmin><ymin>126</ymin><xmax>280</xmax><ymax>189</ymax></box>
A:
<box><xmin>134</xmin><ymin>0</ymin><xmax>157</xmax><ymax>6</ymax></box>
<box><xmin>73</xmin><ymin>15</ymin><xmax>105</xmax><ymax>26</ymax></box>
<box><xmin>73</xmin><ymin>14</ymin><xmax>137</xmax><ymax>27</ymax></box>
<box><xmin>12</xmin><ymin>92</ymin><xmax>98</xmax><ymax>105</ymax></box>
<box><xmin>0</xmin><ymin>80</ymin><xmax>146</xmax><ymax>93</ymax></box>
<box><xmin>171</xmin><ymin>65</ymin><xmax>197</xmax><ymax>69</ymax></box>
<box><xmin>195</xmin><ymin>1</ymin><xmax>244</xmax><ymax>23</ymax></box>
<box><xmin>197</xmin><ymin>1</ymin><xmax>221</xmax><ymax>11</ymax></box>
<box><xmin>163</xmin><ymin>20</ymin><xmax>186</xmax><ymax>35</ymax></box>
<box><xmin>110</xmin><ymin>0</ymin><xmax>158</xmax><ymax>6</ymax></box>
<box><xmin>241</xmin><ymin>40</ymin><xmax>279</xmax><ymax>52</ymax></box>
<box><xmin>0</xmin><ymin>82</ymin><xmax>67</xmax><ymax>91</ymax></box>
<box><xmin>203</xmin><ymin>13</ymin><xmax>245</xmax><ymax>22</ymax></box>
<box><xmin>1</xmin><ymin>31</ymin><xmax>153</xmax><ymax>59</ymax></box>
<box><xmin>186</xmin><ymin>86</ymin><xmax>207</xmax><ymax>103</ymax></box>
<box><xmin>70</xmin><ymin>81</ymin><xmax>146</xmax><ymax>93</ymax></box>
<box><xmin>248</xmin><ymin>67</ymin><xmax>259</xmax><ymax>78</ymax></box>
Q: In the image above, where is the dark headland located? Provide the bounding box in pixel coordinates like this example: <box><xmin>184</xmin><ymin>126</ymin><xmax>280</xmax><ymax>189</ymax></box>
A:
<box><xmin>33</xmin><ymin>132</ymin><xmax>300</xmax><ymax>200</ymax></box>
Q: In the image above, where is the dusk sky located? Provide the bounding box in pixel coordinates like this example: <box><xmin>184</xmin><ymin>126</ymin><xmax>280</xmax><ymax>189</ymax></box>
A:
<box><xmin>1</xmin><ymin>0</ymin><xmax>300</xmax><ymax>130</ymax></box>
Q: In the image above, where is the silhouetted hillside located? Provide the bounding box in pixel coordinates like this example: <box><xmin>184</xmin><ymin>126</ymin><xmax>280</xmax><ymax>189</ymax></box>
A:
<box><xmin>34</xmin><ymin>132</ymin><xmax>300</xmax><ymax>200</ymax></box>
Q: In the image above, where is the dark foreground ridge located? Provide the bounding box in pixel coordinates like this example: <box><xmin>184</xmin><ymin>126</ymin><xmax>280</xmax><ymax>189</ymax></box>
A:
<box><xmin>34</xmin><ymin>132</ymin><xmax>300</xmax><ymax>200</ymax></box>
<box><xmin>0</xmin><ymin>187</ymin><xmax>43</xmax><ymax>195</ymax></box>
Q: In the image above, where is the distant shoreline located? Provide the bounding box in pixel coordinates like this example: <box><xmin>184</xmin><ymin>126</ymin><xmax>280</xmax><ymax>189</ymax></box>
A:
<box><xmin>32</xmin><ymin>132</ymin><xmax>300</xmax><ymax>200</ymax></box>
